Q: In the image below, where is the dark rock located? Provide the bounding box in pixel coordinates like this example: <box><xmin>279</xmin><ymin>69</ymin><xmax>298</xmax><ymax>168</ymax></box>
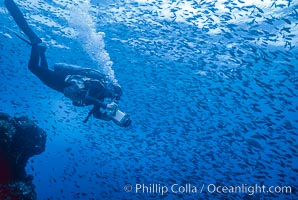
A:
<box><xmin>0</xmin><ymin>113</ymin><xmax>46</xmax><ymax>200</ymax></box>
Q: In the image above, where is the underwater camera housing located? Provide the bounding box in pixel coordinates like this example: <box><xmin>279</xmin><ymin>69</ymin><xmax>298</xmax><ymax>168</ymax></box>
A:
<box><xmin>83</xmin><ymin>103</ymin><xmax>132</xmax><ymax>127</ymax></box>
<box><xmin>112</xmin><ymin>109</ymin><xmax>132</xmax><ymax>127</ymax></box>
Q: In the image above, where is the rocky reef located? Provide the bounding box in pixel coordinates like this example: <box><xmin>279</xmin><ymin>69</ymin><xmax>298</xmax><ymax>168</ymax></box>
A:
<box><xmin>0</xmin><ymin>113</ymin><xmax>46</xmax><ymax>200</ymax></box>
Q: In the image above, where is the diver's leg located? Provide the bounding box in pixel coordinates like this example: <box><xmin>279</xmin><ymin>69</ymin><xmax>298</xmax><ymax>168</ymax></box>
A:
<box><xmin>40</xmin><ymin>54</ymin><xmax>48</xmax><ymax>69</ymax></box>
<box><xmin>28</xmin><ymin>45</ymin><xmax>66</xmax><ymax>92</ymax></box>
<box><xmin>28</xmin><ymin>45</ymin><xmax>40</xmax><ymax>72</ymax></box>
<box><xmin>4</xmin><ymin>0</ymin><xmax>42</xmax><ymax>44</ymax></box>
<box><xmin>39</xmin><ymin>46</ymin><xmax>48</xmax><ymax>69</ymax></box>
<box><xmin>28</xmin><ymin>45</ymin><xmax>48</xmax><ymax>69</ymax></box>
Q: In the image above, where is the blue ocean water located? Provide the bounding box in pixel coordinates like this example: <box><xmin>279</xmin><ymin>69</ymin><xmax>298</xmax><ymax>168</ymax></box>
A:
<box><xmin>0</xmin><ymin>0</ymin><xmax>297</xmax><ymax>199</ymax></box>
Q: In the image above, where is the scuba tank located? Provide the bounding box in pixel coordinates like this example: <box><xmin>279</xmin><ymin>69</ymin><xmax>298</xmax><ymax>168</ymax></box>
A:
<box><xmin>54</xmin><ymin>63</ymin><xmax>122</xmax><ymax>99</ymax></box>
<box><xmin>55</xmin><ymin>63</ymin><xmax>108</xmax><ymax>104</ymax></box>
<box><xmin>54</xmin><ymin>63</ymin><xmax>107</xmax><ymax>81</ymax></box>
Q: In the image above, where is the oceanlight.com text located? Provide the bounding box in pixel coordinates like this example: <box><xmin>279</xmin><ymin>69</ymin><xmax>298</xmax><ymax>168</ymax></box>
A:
<box><xmin>124</xmin><ymin>183</ymin><xmax>292</xmax><ymax>196</ymax></box>
<box><xmin>207</xmin><ymin>184</ymin><xmax>292</xmax><ymax>195</ymax></box>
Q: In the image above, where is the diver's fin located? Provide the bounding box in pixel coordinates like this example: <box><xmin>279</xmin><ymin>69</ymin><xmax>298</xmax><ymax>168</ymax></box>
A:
<box><xmin>4</xmin><ymin>0</ymin><xmax>42</xmax><ymax>45</ymax></box>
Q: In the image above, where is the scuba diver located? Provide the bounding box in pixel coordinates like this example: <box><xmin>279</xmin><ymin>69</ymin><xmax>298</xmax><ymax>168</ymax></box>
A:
<box><xmin>4</xmin><ymin>0</ymin><xmax>131</xmax><ymax>127</ymax></box>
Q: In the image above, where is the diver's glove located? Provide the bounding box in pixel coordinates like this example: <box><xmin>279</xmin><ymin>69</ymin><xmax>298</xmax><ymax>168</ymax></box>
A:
<box><xmin>106</xmin><ymin>102</ymin><xmax>118</xmax><ymax>117</ymax></box>
<box><xmin>84</xmin><ymin>103</ymin><xmax>115</xmax><ymax>123</ymax></box>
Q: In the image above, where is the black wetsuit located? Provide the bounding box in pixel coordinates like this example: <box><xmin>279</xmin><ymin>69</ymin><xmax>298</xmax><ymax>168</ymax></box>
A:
<box><xmin>28</xmin><ymin>45</ymin><xmax>68</xmax><ymax>92</ymax></box>
<box><xmin>28</xmin><ymin>45</ymin><xmax>108</xmax><ymax>109</ymax></box>
<box><xmin>29</xmin><ymin>46</ymin><xmax>109</xmax><ymax>117</ymax></box>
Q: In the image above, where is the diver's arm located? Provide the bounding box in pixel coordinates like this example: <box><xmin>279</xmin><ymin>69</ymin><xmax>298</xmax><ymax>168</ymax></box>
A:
<box><xmin>85</xmin><ymin>96</ymin><xmax>107</xmax><ymax>108</ymax></box>
<box><xmin>85</xmin><ymin>98</ymin><xmax>117</xmax><ymax>122</ymax></box>
<box><xmin>82</xmin><ymin>97</ymin><xmax>108</xmax><ymax>122</ymax></box>
<box><xmin>85</xmin><ymin>96</ymin><xmax>117</xmax><ymax>111</ymax></box>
